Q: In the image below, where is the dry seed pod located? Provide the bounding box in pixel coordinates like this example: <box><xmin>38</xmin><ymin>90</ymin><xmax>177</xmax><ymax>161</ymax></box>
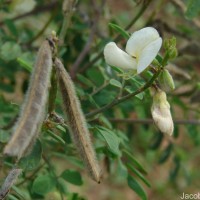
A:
<box><xmin>54</xmin><ymin>58</ymin><xmax>101</xmax><ymax>183</ymax></box>
<box><xmin>0</xmin><ymin>168</ymin><xmax>22</xmax><ymax>200</ymax></box>
<box><xmin>4</xmin><ymin>39</ymin><xmax>53</xmax><ymax>158</ymax></box>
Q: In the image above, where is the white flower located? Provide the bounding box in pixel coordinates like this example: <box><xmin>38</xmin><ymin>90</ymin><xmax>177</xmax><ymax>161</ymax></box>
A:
<box><xmin>151</xmin><ymin>89</ymin><xmax>174</xmax><ymax>136</ymax></box>
<box><xmin>104</xmin><ymin>27</ymin><xmax>162</xmax><ymax>74</ymax></box>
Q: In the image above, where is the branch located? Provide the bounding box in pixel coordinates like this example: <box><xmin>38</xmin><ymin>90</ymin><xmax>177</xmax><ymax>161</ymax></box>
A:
<box><xmin>59</xmin><ymin>0</ymin><xmax>76</xmax><ymax>45</ymax></box>
<box><xmin>86</xmin><ymin>69</ymin><xmax>161</xmax><ymax>118</ymax></box>
<box><xmin>70</xmin><ymin>0</ymin><xmax>105</xmax><ymax>78</ymax></box>
<box><xmin>108</xmin><ymin>118</ymin><xmax>200</xmax><ymax>125</ymax></box>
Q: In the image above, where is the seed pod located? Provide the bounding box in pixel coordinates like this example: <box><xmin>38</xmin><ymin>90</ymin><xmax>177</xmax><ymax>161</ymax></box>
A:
<box><xmin>0</xmin><ymin>168</ymin><xmax>22</xmax><ymax>199</ymax></box>
<box><xmin>4</xmin><ymin>39</ymin><xmax>53</xmax><ymax>159</ymax></box>
<box><xmin>54</xmin><ymin>58</ymin><xmax>101</xmax><ymax>183</ymax></box>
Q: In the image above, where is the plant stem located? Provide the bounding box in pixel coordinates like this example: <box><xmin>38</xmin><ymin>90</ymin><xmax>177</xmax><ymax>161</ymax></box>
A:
<box><xmin>108</xmin><ymin>118</ymin><xmax>200</xmax><ymax>125</ymax></box>
<box><xmin>48</xmin><ymin>67</ymin><xmax>58</xmax><ymax>114</ymax></box>
<box><xmin>59</xmin><ymin>0</ymin><xmax>76</xmax><ymax>45</ymax></box>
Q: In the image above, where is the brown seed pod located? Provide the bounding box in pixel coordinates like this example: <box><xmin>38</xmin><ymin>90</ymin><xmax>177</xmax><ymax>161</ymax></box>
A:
<box><xmin>4</xmin><ymin>39</ymin><xmax>53</xmax><ymax>159</ymax></box>
<box><xmin>0</xmin><ymin>168</ymin><xmax>22</xmax><ymax>200</ymax></box>
<box><xmin>54</xmin><ymin>58</ymin><xmax>101</xmax><ymax>183</ymax></box>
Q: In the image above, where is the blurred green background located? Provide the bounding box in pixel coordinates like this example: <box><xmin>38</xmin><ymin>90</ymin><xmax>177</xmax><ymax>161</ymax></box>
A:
<box><xmin>0</xmin><ymin>0</ymin><xmax>200</xmax><ymax>199</ymax></box>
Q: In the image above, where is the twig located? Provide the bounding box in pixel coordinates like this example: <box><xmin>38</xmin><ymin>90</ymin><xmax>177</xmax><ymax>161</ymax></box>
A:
<box><xmin>90</xmin><ymin>80</ymin><xmax>110</xmax><ymax>96</ymax></box>
<box><xmin>59</xmin><ymin>0</ymin><xmax>76</xmax><ymax>45</ymax></box>
<box><xmin>86</xmin><ymin>68</ymin><xmax>161</xmax><ymax>118</ymax></box>
<box><xmin>70</xmin><ymin>0</ymin><xmax>105</xmax><ymax>78</ymax></box>
<box><xmin>70</xmin><ymin>24</ymin><xmax>96</xmax><ymax>78</ymax></box>
<box><xmin>17</xmin><ymin>163</ymin><xmax>45</xmax><ymax>186</ymax></box>
<box><xmin>108</xmin><ymin>118</ymin><xmax>200</xmax><ymax>125</ymax></box>
<box><xmin>171</xmin><ymin>0</ymin><xmax>200</xmax><ymax>29</ymax></box>
<box><xmin>78</xmin><ymin>0</ymin><xmax>153</xmax><ymax>75</ymax></box>
<box><xmin>27</xmin><ymin>11</ymin><xmax>56</xmax><ymax>45</ymax></box>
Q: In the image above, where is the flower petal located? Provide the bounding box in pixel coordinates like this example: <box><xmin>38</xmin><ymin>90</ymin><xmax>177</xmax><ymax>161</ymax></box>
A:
<box><xmin>104</xmin><ymin>42</ymin><xmax>137</xmax><ymax>70</ymax></box>
<box><xmin>126</xmin><ymin>27</ymin><xmax>161</xmax><ymax>57</ymax></box>
<box><xmin>137</xmin><ymin>37</ymin><xmax>162</xmax><ymax>74</ymax></box>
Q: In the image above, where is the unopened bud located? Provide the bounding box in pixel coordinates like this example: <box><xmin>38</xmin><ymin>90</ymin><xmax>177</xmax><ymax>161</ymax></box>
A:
<box><xmin>168</xmin><ymin>48</ymin><xmax>178</xmax><ymax>60</ymax></box>
<box><xmin>151</xmin><ymin>89</ymin><xmax>174</xmax><ymax>136</ymax></box>
<box><xmin>158</xmin><ymin>69</ymin><xmax>175</xmax><ymax>92</ymax></box>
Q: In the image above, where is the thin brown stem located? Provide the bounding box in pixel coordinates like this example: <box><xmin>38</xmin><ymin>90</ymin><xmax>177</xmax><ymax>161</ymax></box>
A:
<box><xmin>108</xmin><ymin>118</ymin><xmax>200</xmax><ymax>125</ymax></box>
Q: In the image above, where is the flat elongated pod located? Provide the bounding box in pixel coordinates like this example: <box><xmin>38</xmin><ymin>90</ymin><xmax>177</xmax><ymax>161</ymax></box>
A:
<box><xmin>54</xmin><ymin>58</ymin><xmax>101</xmax><ymax>183</ymax></box>
<box><xmin>4</xmin><ymin>40</ymin><xmax>53</xmax><ymax>158</ymax></box>
<box><xmin>0</xmin><ymin>168</ymin><xmax>22</xmax><ymax>199</ymax></box>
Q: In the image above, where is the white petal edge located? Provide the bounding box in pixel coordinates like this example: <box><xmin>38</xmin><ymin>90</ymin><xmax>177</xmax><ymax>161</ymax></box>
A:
<box><xmin>104</xmin><ymin>42</ymin><xmax>137</xmax><ymax>70</ymax></box>
<box><xmin>137</xmin><ymin>37</ymin><xmax>162</xmax><ymax>74</ymax></box>
<box><xmin>125</xmin><ymin>27</ymin><xmax>161</xmax><ymax>57</ymax></box>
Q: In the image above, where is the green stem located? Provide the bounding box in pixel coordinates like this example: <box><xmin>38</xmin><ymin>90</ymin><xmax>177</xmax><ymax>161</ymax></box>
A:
<box><xmin>86</xmin><ymin>69</ymin><xmax>161</xmax><ymax>118</ymax></box>
<box><xmin>48</xmin><ymin>66</ymin><xmax>58</xmax><ymax>114</ymax></box>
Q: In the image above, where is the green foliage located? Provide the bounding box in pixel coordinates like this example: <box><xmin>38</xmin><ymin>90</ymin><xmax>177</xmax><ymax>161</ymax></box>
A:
<box><xmin>61</xmin><ymin>169</ymin><xmax>83</xmax><ymax>186</ymax></box>
<box><xmin>0</xmin><ymin>1</ymin><xmax>200</xmax><ymax>200</ymax></box>
<box><xmin>185</xmin><ymin>0</ymin><xmax>200</xmax><ymax>19</ymax></box>
<box><xmin>127</xmin><ymin>175</ymin><xmax>147</xmax><ymax>200</ymax></box>
<box><xmin>32</xmin><ymin>175</ymin><xmax>56</xmax><ymax>195</ymax></box>
<box><xmin>19</xmin><ymin>140</ymin><xmax>42</xmax><ymax>171</ymax></box>
<box><xmin>109</xmin><ymin>23</ymin><xmax>130</xmax><ymax>39</ymax></box>
<box><xmin>0</xmin><ymin>42</ymin><xmax>21</xmax><ymax>61</ymax></box>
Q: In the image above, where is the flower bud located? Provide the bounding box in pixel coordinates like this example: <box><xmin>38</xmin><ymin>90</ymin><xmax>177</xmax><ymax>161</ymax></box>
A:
<box><xmin>151</xmin><ymin>89</ymin><xmax>174</xmax><ymax>136</ymax></box>
<box><xmin>158</xmin><ymin>69</ymin><xmax>175</xmax><ymax>92</ymax></box>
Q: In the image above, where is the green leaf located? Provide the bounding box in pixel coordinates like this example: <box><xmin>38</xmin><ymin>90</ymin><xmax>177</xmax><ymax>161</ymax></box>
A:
<box><xmin>17</xmin><ymin>52</ymin><xmax>34</xmax><ymax>72</ymax></box>
<box><xmin>125</xmin><ymin>86</ymin><xmax>144</xmax><ymax>100</ymax></box>
<box><xmin>185</xmin><ymin>0</ymin><xmax>200</xmax><ymax>19</ymax></box>
<box><xmin>4</xmin><ymin>19</ymin><xmax>18</xmax><ymax>37</ymax></box>
<box><xmin>57</xmin><ymin>178</ymin><xmax>68</xmax><ymax>194</ymax></box>
<box><xmin>109</xmin><ymin>79</ymin><xmax>122</xmax><ymax>88</ymax></box>
<box><xmin>95</xmin><ymin>126</ymin><xmax>120</xmax><ymax>155</ymax></box>
<box><xmin>109</xmin><ymin>23</ymin><xmax>130</xmax><ymax>39</ymax></box>
<box><xmin>127</xmin><ymin>175</ymin><xmax>147</xmax><ymax>200</ymax></box>
<box><xmin>17</xmin><ymin>58</ymin><xmax>32</xmax><ymax>72</ymax></box>
<box><xmin>61</xmin><ymin>169</ymin><xmax>83</xmax><ymax>186</ymax></box>
<box><xmin>47</xmin><ymin>130</ymin><xmax>65</xmax><ymax>145</ymax></box>
<box><xmin>122</xmin><ymin>149</ymin><xmax>147</xmax><ymax>174</ymax></box>
<box><xmin>32</xmin><ymin>175</ymin><xmax>56</xmax><ymax>195</ymax></box>
<box><xmin>19</xmin><ymin>140</ymin><xmax>42</xmax><ymax>171</ymax></box>
<box><xmin>117</xmin><ymin>159</ymin><xmax>128</xmax><ymax>178</ymax></box>
<box><xmin>0</xmin><ymin>129</ymin><xmax>10</xmax><ymax>143</ymax></box>
<box><xmin>127</xmin><ymin>163</ymin><xmax>151</xmax><ymax>187</ymax></box>
<box><xmin>110</xmin><ymin>65</ymin><xmax>124</xmax><ymax>73</ymax></box>
<box><xmin>158</xmin><ymin>143</ymin><xmax>173</xmax><ymax>164</ymax></box>
<box><xmin>87</xmin><ymin>67</ymin><xmax>105</xmax><ymax>87</ymax></box>
<box><xmin>76</xmin><ymin>74</ymin><xmax>94</xmax><ymax>88</ymax></box>
<box><xmin>170</xmin><ymin>156</ymin><xmax>180</xmax><ymax>181</ymax></box>
<box><xmin>149</xmin><ymin>132</ymin><xmax>163</xmax><ymax>150</ymax></box>
<box><xmin>0</xmin><ymin>42</ymin><xmax>22</xmax><ymax>61</ymax></box>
